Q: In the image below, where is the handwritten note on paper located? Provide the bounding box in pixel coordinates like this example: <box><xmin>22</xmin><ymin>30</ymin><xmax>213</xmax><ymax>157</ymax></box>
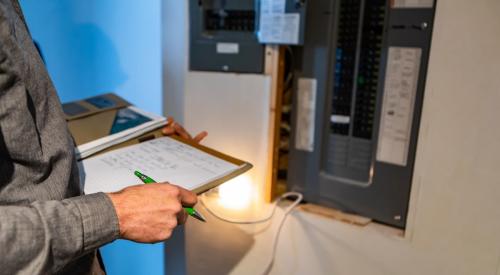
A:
<box><xmin>81</xmin><ymin>137</ymin><xmax>239</xmax><ymax>194</ymax></box>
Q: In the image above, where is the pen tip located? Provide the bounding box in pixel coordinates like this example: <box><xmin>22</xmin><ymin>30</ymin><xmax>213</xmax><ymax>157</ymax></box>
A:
<box><xmin>193</xmin><ymin>211</ymin><xmax>206</xmax><ymax>222</ymax></box>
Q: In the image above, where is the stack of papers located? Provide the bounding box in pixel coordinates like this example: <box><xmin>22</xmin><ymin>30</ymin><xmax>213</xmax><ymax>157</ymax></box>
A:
<box><xmin>75</xmin><ymin>106</ymin><xmax>167</xmax><ymax>159</ymax></box>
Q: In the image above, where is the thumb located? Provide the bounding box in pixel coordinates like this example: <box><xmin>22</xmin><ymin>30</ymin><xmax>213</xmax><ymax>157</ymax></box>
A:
<box><xmin>175</xmin><ymin>185</ymin><xmax>198</xmax><ymax>207</ymax></box>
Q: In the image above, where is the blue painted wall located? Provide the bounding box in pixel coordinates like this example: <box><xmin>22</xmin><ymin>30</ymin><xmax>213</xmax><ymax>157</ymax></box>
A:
<box><xmin>19</xmin><ymin>1</ymin><xmax>165</xmax><ymax>274</ymax></box>
<box><xmin>19</xmin><ymin>0</ymin><xmax>162</xmax><ymax>115</ymax></box>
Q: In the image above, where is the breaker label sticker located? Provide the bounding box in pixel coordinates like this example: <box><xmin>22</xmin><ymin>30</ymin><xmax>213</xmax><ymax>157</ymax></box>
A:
<box><xmin>392</xmin><ymin>0</ymin><xmax>434</xmax><ymax>8</ymax></box>
<box><xmin>376</xmin><ymin>47</ymin><xmax>422</xmax><ymax>166</ymax></box>
<box><xmin>330</xmin><ymin>115</ymin><xmax>350</xmax><ymax>124</ymax></box>
<box><xmin>295</xmin><ymin>78</ymin><xmax>317</xmax><ymax>152</ymax></box>
<box><xmin>216</xmin><ymin>43</ymin><xmax>239</xmax><ymax>54</ymax></box>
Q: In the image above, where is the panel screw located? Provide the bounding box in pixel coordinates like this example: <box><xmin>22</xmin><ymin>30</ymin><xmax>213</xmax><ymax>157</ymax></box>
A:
<box><xmin>420</xmin><ymin>22</ymin><xmax>428</xmax><ymax>30</ymax></box>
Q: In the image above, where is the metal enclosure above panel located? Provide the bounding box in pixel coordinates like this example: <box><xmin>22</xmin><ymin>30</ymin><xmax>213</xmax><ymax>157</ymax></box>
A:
<box><xmin>189</xmin><ymin>0</ymin><xmax>264</xmax><ymax>73</ymax></box>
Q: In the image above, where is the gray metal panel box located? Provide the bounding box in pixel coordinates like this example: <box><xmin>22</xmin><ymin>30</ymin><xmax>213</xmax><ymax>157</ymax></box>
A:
<box><xmin>189</xmin><ymin>0</ymin><xmax>264</xmax><ymax>73</ymax></box>
<box><xmin>288</xmin><ymin>0</ymin><xmax>436</xmax><ymax>228</ymax></box>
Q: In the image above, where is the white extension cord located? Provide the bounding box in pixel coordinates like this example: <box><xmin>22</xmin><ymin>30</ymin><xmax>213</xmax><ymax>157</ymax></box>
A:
<box><xmin>199</xmin><ymin>191</ymin><xmax>303</xmax><ymax>275</ymax></box>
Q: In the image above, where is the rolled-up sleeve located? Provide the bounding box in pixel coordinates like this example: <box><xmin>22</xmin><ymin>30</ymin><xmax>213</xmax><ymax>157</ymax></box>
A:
<box><xmin>0</xmin><ymin>193</ymin><xmax>120</xmax><ymax>274</ymax></box>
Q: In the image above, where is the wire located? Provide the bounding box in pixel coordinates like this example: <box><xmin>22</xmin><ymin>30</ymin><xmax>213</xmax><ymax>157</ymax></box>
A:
<box><xmin>199</xmin><ymin>191</ymin><xmax>303</xmax><ymax>275</ymax></box>
<box><xmin>261</xmin><ymin>192</ymin><xmax>303</xmax><ymax>275</ymax></box>
<box><xmin>283</xmin><ymin>45</ymin><xmax>295</xmax><ymax>90</ymax></box>
<box><xmin>200</xmin><ymin>195</ymin><xmax>273</xmax><ymax>224</ymax></box>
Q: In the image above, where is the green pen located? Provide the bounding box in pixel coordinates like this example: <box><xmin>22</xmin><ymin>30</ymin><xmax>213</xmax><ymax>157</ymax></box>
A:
<box><xmin>134</xmin><ymin>170</ymin><xmax>206</xmax><ymax>222</ymax></box>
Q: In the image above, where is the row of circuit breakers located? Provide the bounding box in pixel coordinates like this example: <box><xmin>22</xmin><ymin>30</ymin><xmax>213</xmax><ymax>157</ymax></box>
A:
<box><xmin>189</xmin><ymin>0</ymin><xmax>437</xmax><ymax>228</ymax></box>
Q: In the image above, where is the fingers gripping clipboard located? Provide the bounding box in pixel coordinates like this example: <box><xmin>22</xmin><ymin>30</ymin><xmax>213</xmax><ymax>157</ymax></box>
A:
<box><xmin>80</xmin><ymin>134</ymin><xmax>253</xmax><ymax>195</ymax></box>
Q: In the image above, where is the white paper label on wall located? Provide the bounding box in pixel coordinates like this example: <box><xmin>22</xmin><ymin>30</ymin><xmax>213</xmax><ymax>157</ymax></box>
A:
<box><xmin>260</xmin><ymin>0</ymin><xmax>286</xmax><ymax>14</ymax></box>
<box><xmin>376</xmin><ymin>47</ymin><xmax>422</xmax><ymax>166</ymax></box>
<box><xmin>258</xmin><ymin>0</ymin><xmax>300</xmax><ymax>45</ymax></box>
<box><xmin>392</xmin><ymin>0</ymin><xmax>434</xmax><ymax>8</ymax></box>
<box><xmin>295</xmin><ymin>78</ymin><xmax>317</xmax><ymax>152</ymax></box>
<box><xmin>259</xmin><ymin>13</ymin><xmax>300</xmax><ymax>44</ymax></box>
<box><xmin>216</xmin><ymin>43</ymin><xmax>239</xmax><ymax>54</ymax></box>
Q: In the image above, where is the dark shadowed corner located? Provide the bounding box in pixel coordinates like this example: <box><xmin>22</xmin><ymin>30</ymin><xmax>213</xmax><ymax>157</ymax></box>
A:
<box><xmin>0</xmin><ymin>125</ymin><xmax>14</xmax><ymax>190</ymax></box>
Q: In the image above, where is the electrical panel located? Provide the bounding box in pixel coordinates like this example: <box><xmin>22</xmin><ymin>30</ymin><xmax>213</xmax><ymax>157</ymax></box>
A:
<box><xmin>288</xmin><ymin>0</ymin><xmax>436</xmax><ymax>228</ymax></box>
<box><xmin>189</xmin><ymin>0</ymin><xmax>264</xmax><ymax>73</ymax></box>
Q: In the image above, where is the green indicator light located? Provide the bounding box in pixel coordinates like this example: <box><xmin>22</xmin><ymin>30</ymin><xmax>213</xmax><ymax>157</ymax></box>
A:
<box><xmin>358</xmin><ymin>76</ymin><xmax>365</xmax><ymax>85</ymax></box>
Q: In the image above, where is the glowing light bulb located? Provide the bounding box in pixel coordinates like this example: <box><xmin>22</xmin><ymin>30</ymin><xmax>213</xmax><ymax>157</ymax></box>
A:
<box><xmin>217</xmin><ymin>175</ymin><xmax>253</xmax><ymax>210</ymax></box>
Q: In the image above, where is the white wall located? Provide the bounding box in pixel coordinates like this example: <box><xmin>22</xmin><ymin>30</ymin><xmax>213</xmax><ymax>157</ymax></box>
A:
<box><xmin>183</xmin><ymin>72</ymin><xmax>271</xmax><ymax>202</ymax></box>
<box><xmin>230</xmin><ymin>0</ymin><xmax>500</xmax><ymax>274</ymax></box>
<box><xmin>162</xmin><ymin>0</ymin><xmax>189</xmax><ymax>122</ymax></box>
<box><xmin>161</xmin><ymin>2</ymin><xmax>275</xmax><ymax>272</ymax></box>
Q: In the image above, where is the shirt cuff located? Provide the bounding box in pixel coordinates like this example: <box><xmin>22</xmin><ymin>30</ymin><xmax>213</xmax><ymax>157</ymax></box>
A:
<box><xmin>71</xmin><ymin>193</ymin><xmax>120</xmax><ymax>253</ymax></box>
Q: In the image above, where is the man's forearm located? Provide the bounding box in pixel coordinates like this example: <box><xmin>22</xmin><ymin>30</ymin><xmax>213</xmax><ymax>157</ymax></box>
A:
<box><xmin>0</xmin><ymin>193</ymin><xmax>119</xmax><ymax>274</ymax></box>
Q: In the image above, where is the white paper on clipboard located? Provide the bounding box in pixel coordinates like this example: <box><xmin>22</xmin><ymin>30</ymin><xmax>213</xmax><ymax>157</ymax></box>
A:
<box><xmin>81</xmin><ymin>137</ymin><xmax>244</xmax><ymax>194</ymax></box>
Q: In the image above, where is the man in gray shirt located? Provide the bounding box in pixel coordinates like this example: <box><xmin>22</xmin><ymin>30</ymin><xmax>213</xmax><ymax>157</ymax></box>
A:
<box><xmin>0</xmin><ymin>1</ymin><xmax>206</xmax><ymax>273</ymax></box>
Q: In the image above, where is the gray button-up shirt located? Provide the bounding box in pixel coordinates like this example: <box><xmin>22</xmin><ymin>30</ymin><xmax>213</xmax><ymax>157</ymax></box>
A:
<box><xmin>0</xmin><ymin>1</ymin><xmax>120</xmax><ymax>274</ymax></box>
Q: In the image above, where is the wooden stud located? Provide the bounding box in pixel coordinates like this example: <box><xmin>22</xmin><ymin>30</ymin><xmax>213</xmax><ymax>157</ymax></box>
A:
<box><xmin>264</xmin><ymin>45</ymin><xmax>286</xmax><ymax>202</ymax></box>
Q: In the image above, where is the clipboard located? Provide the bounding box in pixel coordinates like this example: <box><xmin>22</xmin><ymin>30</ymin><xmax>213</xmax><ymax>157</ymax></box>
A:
<box><xmin>81</xmin><ymin>132</ymin><xmax>253</xmax><ymax>195</ymax></box>
<box><xmin>167</xmin><ymin>135</ymin><xmax>253</xmax><ymax>194</ymax></box>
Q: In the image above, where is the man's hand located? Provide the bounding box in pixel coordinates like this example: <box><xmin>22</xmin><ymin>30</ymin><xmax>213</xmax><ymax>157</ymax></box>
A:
<box><xmin>162</xmin><ymin>117</ymin><xmax>207</xmax><ymax>143</ymax></box>
<box><xmin>107</xmin><ymin>183</ymin><xmax>197</xmax><ymax>243</ymax></box>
